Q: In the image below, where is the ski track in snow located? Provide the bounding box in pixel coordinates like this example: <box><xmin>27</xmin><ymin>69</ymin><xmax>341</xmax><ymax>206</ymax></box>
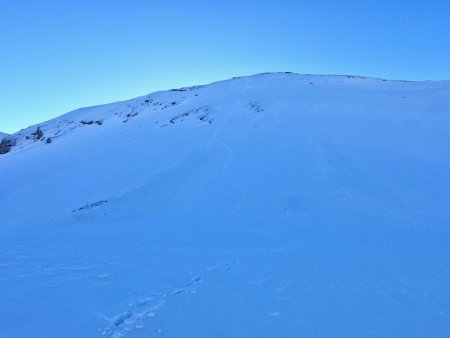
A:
<box><xmin>99</xmin><ymin>258</ymin><xmax>234</xmax><ymax>338</ymax></box>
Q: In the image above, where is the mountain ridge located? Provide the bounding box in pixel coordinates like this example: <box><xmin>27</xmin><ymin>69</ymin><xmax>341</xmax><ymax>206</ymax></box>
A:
<box><xmin>4</xmin><ymin>72</ymin><xmax>450</xmax><ymax>136</ymax></box>
<box><xmin>1</xmin><ymin>72</ymin><xmax>450</xmax><ymax>337</ymax></box>
<box><xmin>2</xmin><ymin>72</ymin><xmax>450</xmax><ymax>158</ymax></box>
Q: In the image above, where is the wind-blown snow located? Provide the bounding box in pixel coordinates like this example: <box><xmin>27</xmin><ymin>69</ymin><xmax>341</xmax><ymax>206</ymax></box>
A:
<box><xmin>1</xmin><ymin>73</ymin><xmax>450</xmax><ymax>337</ymax></box>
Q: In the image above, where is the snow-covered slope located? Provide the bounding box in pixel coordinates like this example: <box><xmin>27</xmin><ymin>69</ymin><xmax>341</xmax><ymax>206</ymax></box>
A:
<box><xmin>1</xmin><ymin>73</ymin><xmax>450</xmax><ymax>337</ymax></box>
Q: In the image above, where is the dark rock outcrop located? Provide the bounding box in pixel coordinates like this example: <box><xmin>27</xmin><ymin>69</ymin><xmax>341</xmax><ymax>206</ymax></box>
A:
<box><xmin>0</xmin><ymin>137</ymin><xmax>15</xmax><ymax>155</ymax></box>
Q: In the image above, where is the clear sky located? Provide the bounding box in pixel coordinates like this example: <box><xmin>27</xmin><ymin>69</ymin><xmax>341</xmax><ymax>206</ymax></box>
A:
<box><xmin>1</xmin><ymin>0</ymin><xmax>449</xmax><ymax>133</ymax></box>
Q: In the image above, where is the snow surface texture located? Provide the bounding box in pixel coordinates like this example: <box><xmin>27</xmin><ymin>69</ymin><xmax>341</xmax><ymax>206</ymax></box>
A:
<box><xmin>1</xmin><ymin>73</ymin><xmax>450</xmax><ymax>337</ymax></box>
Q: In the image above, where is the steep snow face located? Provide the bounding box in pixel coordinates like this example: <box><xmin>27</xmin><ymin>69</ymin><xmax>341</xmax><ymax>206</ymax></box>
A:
<box><xmin>1</xmin><ymin>73</ymin><xmax>450</xmax><ymax>337</ymax></box>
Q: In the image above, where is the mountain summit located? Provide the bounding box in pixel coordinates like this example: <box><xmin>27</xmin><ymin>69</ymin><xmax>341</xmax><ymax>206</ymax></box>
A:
<box><xmin>1</xmin><ymin>73</ymin><xmax>450</xmax><ymax>337</ymax></box>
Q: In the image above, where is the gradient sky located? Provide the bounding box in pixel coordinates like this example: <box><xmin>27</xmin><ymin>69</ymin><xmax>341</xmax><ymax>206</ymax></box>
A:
<box><xmin>1</xmin><ymin>0</ymin><xmax>449</xmax><ymax>133</ymax></box>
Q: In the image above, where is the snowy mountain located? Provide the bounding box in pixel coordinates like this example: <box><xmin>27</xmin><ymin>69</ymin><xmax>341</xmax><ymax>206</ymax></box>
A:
<box><xmin>1</xmin><ymin>73</ymin><xmax>450</xmax><ymax>337</ymax></box>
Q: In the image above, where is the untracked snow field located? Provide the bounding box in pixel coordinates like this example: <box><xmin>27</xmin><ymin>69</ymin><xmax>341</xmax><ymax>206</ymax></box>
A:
<box><xmin>1</xmin><ymin>73</ymin><xmax>450</xmax><ymax>337</ymax></box>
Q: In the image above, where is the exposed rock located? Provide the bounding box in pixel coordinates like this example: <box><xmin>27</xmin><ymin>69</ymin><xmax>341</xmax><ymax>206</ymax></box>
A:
<box><xmin>0</xmin><ymin>137</ymin><xmax>15</xmax><ymax>155</ymax></box>
<box><xmin>26</xmin><ymin>127</ymin><xmax>44</xmax><ymax>141</ymax></box>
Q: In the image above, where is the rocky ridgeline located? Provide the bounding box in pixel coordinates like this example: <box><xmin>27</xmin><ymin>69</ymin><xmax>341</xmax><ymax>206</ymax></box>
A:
<box><xmin>0</xmin><ymin>126</ymin><xmax>49</xmax><ymax>155</ymax></box>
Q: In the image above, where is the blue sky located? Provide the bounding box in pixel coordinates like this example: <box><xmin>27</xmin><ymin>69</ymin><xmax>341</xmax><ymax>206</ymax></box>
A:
<box><xmin>1</xmin><ymin>0</ymin><xmax>449</xmax><ymax>133</ymax></box>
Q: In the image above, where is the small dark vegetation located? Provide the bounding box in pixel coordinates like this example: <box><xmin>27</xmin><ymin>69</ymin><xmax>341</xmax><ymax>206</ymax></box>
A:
<box><xmin>196</xmin><ymin>107</ymin><xmax>213</xmax><ymax>124</ymax></box>
<box><xmin>346</xmin><ymin>75</ymin><xmax>367</xmax><ymax>80</ymax></box>
<box><xmin>198</xmin><ymin>116</ymin><xmax>213</xmax><ymax>124</ymax></box>
<box><xmin>81</xmin><ymin>120</ymin><xmax>103</xmax><ymax>125</ymax></box>
<box><xmin>168</xmin><ymin>106</ymin><xmax>213</xmax><ymax>125</ymax></box>
<box><xmin>123</xmin><ymin>112</ymin><xmax>139</xmax><ymax>123</ymax></box>
<box><xmin>170</xmin><ymin>111</ymin><xmax>190</xmax><ymax>124</ymax></box>
<box><xmin>141</xmin><ymin>99</ymin><xmax>153</xmax><ymax>106</ymax></box>
<box><xmin>123</xmin><ymin>105</ymin><xmax>140</xmax><ymax>123</ymax></box>
<box><xmin>161</xmin><ymin>101</ymin><xmax>179</xmax><ymax>110</ymax></box>
<box><xmin>170</xmin><ymin>85</ymin><xmax>203</xmax><ymax>92</ymax></box>
<box><xmin>249</xmin><ymin>102</ymin><xmax>263</xmax><ymax>113</ymax></box>
<box><xmin>72</xmin><ymin>200</ymin><xmax>108</xmax><ymax>212</ymax></box>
